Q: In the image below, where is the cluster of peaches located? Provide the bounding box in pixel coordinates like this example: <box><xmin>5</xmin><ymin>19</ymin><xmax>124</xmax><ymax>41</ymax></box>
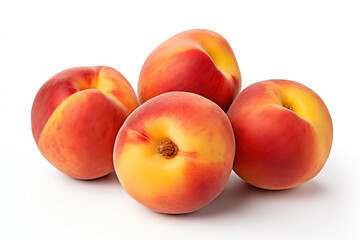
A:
<box><xmin>31</xmin><ymin>29</ymin><xmax>333</xmax><ymax>214</ymax></box>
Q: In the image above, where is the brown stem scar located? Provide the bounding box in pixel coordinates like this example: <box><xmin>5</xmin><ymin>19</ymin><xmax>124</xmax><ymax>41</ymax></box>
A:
<box><xmin>157</xmin><ymin>139</ymin><xmax>178</xmax><ymax>159</ymax></box>
<box><xmin>284</xmin><ymin>104</ymin><xmax>292</xmax><ymax>111</ymax></box>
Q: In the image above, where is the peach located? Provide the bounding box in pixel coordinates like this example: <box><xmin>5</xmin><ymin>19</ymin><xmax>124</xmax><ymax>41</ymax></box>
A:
<box><xmin>138</xmin><ymin>29</ymin><xmax>241</xmax><ymax>112</ymax></box>
<box><xmin>31</xmin><ymin>66</ymin><xmax>139</xmax><ymax>180</ymax></box>
<box><xmin>227</xmin><ymin>80</ymin><xmax>333</xmax><ymax>190</ymax></box>
<box><xmin>113</xmin><ymin>92</ymin><xmax>235</xmax><ymax>214</ymax></box>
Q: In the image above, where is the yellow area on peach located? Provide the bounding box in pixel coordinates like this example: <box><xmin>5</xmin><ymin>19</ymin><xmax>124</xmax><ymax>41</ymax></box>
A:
<box><xmin>97</xmin><ymin>67</ymin><xmax>138</xmax><ymax>115</ymax></box>
<box><xmin>73</xmin><ymin>67</ymin><xmax>138</xmax><ymax>115</ymax></box>
<box><xmin>197</xmin><ymin>36</ymin><xmax>240</xmax><ymax>81</ymax></box>
<box><xmin>144</xmin><ymin>117</ymin><xmax>229</xmax><ymax>164</ymax></box>
<box><xmin>115</xmin><ymin>115</ymin><xmax>230</xmax><ymax>199</ymax></box>
<box><xmin>116</xmin><ymin>141</ymin><xmax>186</xmax><ymax>198</ymax></box>
<box><xmin>155</xmin><ymin>30</ymin><xmax>240</xmax><ymax>86</ymax></box>
<box><xmin>275</xmin><ymin>82</ymin><xmax>333</xmax><ymax>167</ymax></box>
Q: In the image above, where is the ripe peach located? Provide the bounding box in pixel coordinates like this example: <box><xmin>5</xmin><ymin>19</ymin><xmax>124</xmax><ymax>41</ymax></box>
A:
<box><xmin>227</xmin><ymin>80</ymin><xmax>333</xmax><ymax>190</ymax></box>
<box><xmin>114</xmin><ymin>92</ymin><xmax>235</xmax><ymax>214</ymax></box>
<box><xmin>138</xmin><ymin>29</ymin><xmax>241</xmax><ymax>112</ymax></box>
<box><xmin>31</xmin><ymin>66</ymin><xmax>139</xmax><ymax>180</ymax></box>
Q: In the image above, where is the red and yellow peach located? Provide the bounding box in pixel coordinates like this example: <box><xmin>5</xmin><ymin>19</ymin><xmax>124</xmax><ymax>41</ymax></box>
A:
<box><xmin>31</xmin><ymin>66</ymin><xmax>139</xmax><ymax>180</ymax></box>
<box><xmin>138</xmin><ymin>29</ymin><xmax>241</xmax><ymax>112</ymax></box>
<box><xmin>114</xmin><ymin>92</ymin><xmax>235</xmax><ymax>213</ymax></box>
<box><xmin>227</xmin><ymin>80</ymin><xmax>333</xmax><ymax>190</ymax></box>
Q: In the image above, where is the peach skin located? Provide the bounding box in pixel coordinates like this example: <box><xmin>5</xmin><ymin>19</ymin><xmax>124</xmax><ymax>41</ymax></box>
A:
<box><xmin>31</xmin><ymin>66</ymin><xmax>139</xmax><ymax>180</ymax></box>
<box><xmin>114</xmin><ymin>92</ymin><xmax>235</xmax><ymax>214</ymax></box>
<box><xmin>227</xmin><ymin>80</ymin><xmax>333</xmax><ymax>190</ymax></box>
<box><xmin>138</xmin><ymin>29</ymin><xmax>241</xmax><ymax>112</ymax></box>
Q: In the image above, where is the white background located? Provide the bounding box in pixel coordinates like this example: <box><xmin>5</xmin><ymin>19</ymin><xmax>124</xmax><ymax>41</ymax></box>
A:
<box><xmin>1</xmin><ymin>0</ymin><xmax>359</xmax><ymax>239</ymax></box>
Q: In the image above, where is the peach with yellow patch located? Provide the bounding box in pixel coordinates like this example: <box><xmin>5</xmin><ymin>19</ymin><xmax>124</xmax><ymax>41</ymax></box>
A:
<box><xmin>138</xmin><ymin>29</ymin><xmax>241</xmax><ymax>112</ymax></box>
<box><xmin>227</xmin><ymin>80</ymin><xmax>333</xmax><ymax>190</ymax></box>
<box><xmin>114</xmin><ymin>92</ymin><xmax>235</xmax><ymax>214</ymax></box>
<box><xmin>31</xmin><ymin>66</ymin><xmax>139</xmax><ymax>180</ymax></box>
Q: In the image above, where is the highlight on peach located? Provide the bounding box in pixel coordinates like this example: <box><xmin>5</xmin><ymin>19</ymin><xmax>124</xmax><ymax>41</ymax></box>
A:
<box><xmin>227</xmin><ymin>79</ymin><xmax>333</xmax><ymax>190</ymax></box>
<box><xmin>31</xmin><ymin>66</ymin><xmax>139</xmax><ymax>180</ymax></box>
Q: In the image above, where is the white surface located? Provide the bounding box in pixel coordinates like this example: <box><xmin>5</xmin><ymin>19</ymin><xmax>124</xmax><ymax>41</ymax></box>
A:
<box><xmin>1</xmin><ymin>1</ymin><xmax>359</xmax><ymax>239</ymax></box>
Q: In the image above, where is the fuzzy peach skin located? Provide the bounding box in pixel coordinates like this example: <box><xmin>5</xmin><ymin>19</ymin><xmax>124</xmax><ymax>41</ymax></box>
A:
<box><xmin>227</xmin><ymin>80</ymin><xmax>333</xmax><ymax>190</ymax></box>
<box><xmin>114</xmin><ymin>92</ymin><xmax>235</xmax><ymax>214</ymax></box>
<box><xmin>31</xmin><ymin>66</ymin><xmax>139</xmax><ymax>180</ymax></box>
<box><xmin>138</xmin><ymin>29</ymin><xmax>241</xmax><ymax>112</ymax></box>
